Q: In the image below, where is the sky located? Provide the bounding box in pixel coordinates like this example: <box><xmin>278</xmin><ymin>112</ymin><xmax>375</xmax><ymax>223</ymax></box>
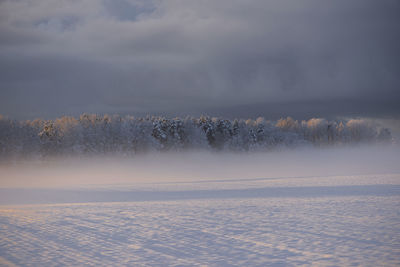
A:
<box><xmin>0</xmin><ymin>0</ymin><xmax>399</xmax><ymax>120</ymax></box>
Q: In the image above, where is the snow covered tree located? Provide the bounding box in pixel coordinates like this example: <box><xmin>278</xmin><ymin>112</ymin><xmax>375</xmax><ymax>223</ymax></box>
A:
<box><xmin>0</xmin><ymin>114</ymin><xmax>393</xmax><ymax>157</ymax></box>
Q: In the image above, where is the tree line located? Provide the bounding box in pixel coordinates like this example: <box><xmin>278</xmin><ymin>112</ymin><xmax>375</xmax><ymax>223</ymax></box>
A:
<box><xmin>0</xmin><ymin>114</ymin><xmax>392</xmax><ymax>158</ymax></box>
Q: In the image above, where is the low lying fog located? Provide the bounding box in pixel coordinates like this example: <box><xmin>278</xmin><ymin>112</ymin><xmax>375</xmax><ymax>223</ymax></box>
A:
<box><xmin>0</xmin><ymin>145</ymin><xmax>399</xmax><ymax>189</ymax></box>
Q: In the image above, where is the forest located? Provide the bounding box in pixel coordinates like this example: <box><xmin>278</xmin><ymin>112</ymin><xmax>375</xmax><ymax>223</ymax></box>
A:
<box><xmin>0</xmin><ymin>114</ymin><xmax>392</xmax><ymax>158</ymax></box>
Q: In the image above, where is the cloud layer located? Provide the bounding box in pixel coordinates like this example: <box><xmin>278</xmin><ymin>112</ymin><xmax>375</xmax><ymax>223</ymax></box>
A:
<box><xmin>0</xmin><ymin>0</ymin><xmax>399</xmax><ymax>119</ymax></box>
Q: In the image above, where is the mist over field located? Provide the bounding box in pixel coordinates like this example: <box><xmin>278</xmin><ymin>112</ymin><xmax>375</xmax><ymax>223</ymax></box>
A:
<box><xmin>0</xmin><ymin>113</ymin><xmax>397</xmax><ymax>203</ymax></box>
<box><xmin>1</xmin><ymin>144</ymin><xmax>399</xmax><ymax>266</ymax></box>
<box><xmin>0</xmin><ymin>145</ymin><xmax>399</xmax><ymax>190</ymax></box>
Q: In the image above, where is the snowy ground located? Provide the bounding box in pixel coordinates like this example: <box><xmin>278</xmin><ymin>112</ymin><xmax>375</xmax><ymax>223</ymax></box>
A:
<box><xmin>1</xmin><ymin>172</ymin><xmax>399</xmax><ymax>266</ymax></box>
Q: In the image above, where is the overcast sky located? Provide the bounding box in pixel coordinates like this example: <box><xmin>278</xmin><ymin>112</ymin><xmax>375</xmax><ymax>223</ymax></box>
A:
<box><xmin>0</xmin><ymin>0</ymin><xmax>399</xmax><ymax>120</ymax></box>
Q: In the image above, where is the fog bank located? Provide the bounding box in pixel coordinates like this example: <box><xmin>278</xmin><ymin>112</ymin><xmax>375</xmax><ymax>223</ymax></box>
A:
<box><xmin>1</xmin><ymin>145</ymin><xmax>399</xmax><ymax>189</ymax></box>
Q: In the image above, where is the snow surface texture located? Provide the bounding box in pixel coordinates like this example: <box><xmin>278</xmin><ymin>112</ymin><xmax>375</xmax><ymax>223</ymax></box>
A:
<box><xmin>1</xmin><ymin>173</ymin><xmax>399</xmax><ymax>266</ymax></box>
<box><xmin>0</xmin><ymin>115</ymin><xmax>392</xmax><ymax>158</ymax></box>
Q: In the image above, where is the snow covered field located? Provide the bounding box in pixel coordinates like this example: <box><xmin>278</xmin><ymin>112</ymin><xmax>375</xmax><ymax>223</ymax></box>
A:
<box><xmin>0</xmin><ymin>149</ymin><xmax>400</xmax><ymax>266</ymax></box>
<box><xmin>0</xmin><ymin>173</ymin><xmax>399</xmax><ymax>266</ymax></box>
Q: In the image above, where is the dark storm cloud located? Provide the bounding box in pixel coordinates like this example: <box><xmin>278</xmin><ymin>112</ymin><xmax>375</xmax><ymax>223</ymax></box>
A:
<box><xmin>0</xmin><ymin>0</ymin><xmax>399</xmax><ymax>119</ymax></box>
